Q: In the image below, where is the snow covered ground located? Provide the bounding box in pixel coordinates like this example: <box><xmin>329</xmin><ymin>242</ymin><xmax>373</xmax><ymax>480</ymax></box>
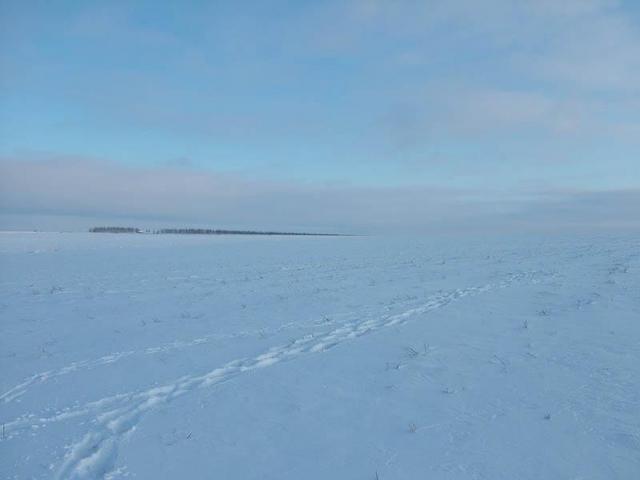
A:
<box><xmin>1</xmin><ymin>232</ymin><xmax>638</xmax><ymax>479</ymax></box>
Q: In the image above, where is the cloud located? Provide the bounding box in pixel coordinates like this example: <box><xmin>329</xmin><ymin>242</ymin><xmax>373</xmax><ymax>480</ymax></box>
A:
<box><xmin>512</xmin><ymin>188</ymin><xmax>640</xmax><ymax>230</ymax></box>
<box><xmin>5</xmin><ymin>1</ymin><xmax>638</xmax><ymax>162</ymax></box>
<box><xmin>1</xmin><ymin>156</ymin><xmax>638</xmax><ymax>233</ymax></box>
<box><xmin>305</xmin><ymin>0</ymin><xmax>640</xmax><ymax>153</ymax></box>
<box><xmin>0</xmin><ymin>155</ymin><xmax>479</xmax><ymax>232</ymax></box>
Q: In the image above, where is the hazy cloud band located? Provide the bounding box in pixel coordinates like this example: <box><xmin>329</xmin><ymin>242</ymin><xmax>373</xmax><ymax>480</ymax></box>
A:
<box><xmin>1</xmin><ymin>156</ymin><xmax>638</xmax><ymax>233</ymax></box>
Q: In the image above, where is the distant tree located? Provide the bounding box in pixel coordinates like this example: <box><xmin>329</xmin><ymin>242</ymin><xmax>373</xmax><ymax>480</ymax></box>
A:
<box><xmin>89</xmin><ymin>227</ymin><xmax>141</xmax><ymax>233</ymax></box>
<box><xmin>91</xmin><ymin>226</ymin><xmax>346</xmax><ymax>236</ymax></box>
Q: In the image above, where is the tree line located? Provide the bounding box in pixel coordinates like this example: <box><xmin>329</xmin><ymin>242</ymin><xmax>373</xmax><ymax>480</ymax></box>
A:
<box><xmin>89</xmin><ymin>227</ymin><xmax>347</xmax><ymax>236</ymax></box>
<box><xmin>89</xmin><ymin>227</ymin><xmax>141</xmax><ymax>233</ymax></box>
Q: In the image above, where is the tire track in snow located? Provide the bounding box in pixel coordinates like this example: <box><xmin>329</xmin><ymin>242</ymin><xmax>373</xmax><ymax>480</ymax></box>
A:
<box><xmin>8</xmin><ymin>270</ymin><xmax>543</xmax><ymax>479</ymax></box>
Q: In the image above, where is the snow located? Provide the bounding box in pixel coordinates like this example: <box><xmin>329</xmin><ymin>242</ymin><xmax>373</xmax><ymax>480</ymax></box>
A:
<box><xmin>1</xmin><ymin>232</ymin><xmax>639</xmax><ymax>479</ymax></box>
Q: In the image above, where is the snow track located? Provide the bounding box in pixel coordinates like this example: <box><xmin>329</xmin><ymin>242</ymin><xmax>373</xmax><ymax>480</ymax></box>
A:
<box><xmin>1</xmin><ymin>315</ymin><xmax>357</xmax><ymax>405</ymax></box>
<box><xmin>6</xmin><ymin>270</ymin><xmax>540</xmax><ymax>479</ymax></box>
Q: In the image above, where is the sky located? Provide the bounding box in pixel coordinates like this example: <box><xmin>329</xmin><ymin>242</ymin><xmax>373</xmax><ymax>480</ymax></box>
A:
<box><xmin>0</xmin><ymin>0</ymin><xmax>639</xmax><ymax>233</ymax></box>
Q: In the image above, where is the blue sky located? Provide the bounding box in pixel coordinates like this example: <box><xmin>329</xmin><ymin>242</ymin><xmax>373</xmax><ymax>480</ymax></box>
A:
<box><xmin>1</xmin><ymin>0</ymin><xmax>639</xmax><ymax>232</ymax></box>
